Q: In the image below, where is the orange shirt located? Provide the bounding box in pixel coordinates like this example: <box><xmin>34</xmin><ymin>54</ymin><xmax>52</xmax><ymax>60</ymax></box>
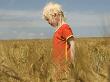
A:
<box><xmin>52</xmin><ymin>24</ymin><xmax>74</xmax><ymax>64</ymax></box>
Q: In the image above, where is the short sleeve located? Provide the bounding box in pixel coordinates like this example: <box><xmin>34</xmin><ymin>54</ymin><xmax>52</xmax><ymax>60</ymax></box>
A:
<box><xmin>62</xmin><ymin>24</ymin><xmax>74</xmax><ymax>40</ymax></box>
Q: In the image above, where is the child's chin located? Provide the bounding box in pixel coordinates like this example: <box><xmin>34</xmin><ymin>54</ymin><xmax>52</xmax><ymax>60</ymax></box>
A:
<box><xmin>51</xmin><ymin>24</ymin><xmax>56</xmax><ymax>27</ymax></box>
<box><xmin>50</xmin><ymin>23</ymin><xmax>57</xmax><ymax>27</ymax></box>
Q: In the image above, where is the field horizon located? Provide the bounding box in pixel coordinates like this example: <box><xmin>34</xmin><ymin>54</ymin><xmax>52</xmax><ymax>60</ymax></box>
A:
<box><xmin>0</xmin><ymin>37</ymin><xmax>110</xmax><ymax>41</ymax></box>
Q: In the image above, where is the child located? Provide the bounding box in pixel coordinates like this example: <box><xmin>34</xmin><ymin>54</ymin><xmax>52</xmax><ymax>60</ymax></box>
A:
<box><xmin>42</xmin><ymin>2</ymin><xmax>75</xmax><ymax>82</ymax></box>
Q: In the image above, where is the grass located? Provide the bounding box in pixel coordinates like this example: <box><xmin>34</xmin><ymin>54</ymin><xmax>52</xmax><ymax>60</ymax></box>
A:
<box><xmin>0</xmin><ymin>37</ymin><xmax>110</xmax><ymax>82</ymax></box>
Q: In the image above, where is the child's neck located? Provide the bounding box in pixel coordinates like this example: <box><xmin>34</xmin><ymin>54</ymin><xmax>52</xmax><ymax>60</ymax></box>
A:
<box><xmin>56</xmin><ymin>21</ymin><xmax>66</xmax><ymax>30</ymax></box>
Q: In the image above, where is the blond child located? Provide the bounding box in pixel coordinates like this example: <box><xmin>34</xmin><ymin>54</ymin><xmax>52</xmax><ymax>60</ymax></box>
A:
<box><xmin>42</xmin><ymin>2</ymin><xmax>75</xmax><ymax>82</ymax></box>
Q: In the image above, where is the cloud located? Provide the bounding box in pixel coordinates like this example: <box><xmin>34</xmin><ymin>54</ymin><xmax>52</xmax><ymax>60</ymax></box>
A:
<box><xmin>12</xmin><ymin>30</ymin><xmax>17</xmax><ymax>34</ymax></box>
<box><xmin>0</xmin><ymin>10</ymin><xmax>41</xmax><ymax>19</ymax></box>
<box><xmin>16</xmin><ymin>32</ymin><xmax>36</xmax><ymax>39</ymax></box>
<box><xmin>16</xmin><ymin>32</ymin><xmax>47</xmax><ymax>39</ymax></box>
<box><xmin>0</xmin><ymin>32</ymin><xmax>4</xmax><ymax>34</ymax></box>
<box><xmin>1</xmin><ymin>9</ymin><xmax>110</xmax><ymax>29</ymax></box>
<box><xmin>0</xmin><ymin>20</ymin><xmax>39</xmax><ymax>28</ymax></box>
<box><xmin>0</xmin><ymin>10</ymin><xmax>46</xmax><ymax>28</ymax></box>
<box><xmin>40</xmin><ymin>32</ymin><xmax>44</xmax><ymax>36</ymax></box>
<box><xmin>65</xmin><ymin>11</ymin><xmax>110</xmax><ymax>28</ymax></box>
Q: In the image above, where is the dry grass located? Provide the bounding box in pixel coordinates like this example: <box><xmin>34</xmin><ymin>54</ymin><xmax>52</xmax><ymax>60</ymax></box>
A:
<box><xmin>0</xmin><ymin>37</ymin><xmax>110</xmax><ymax>82</ymax></box>
<box><xmin>75</xmin><ymin>37</ymin><xmax>110</xmax><ymax>82</ymax></box>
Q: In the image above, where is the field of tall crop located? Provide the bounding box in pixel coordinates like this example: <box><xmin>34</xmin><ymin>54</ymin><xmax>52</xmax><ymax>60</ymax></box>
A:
<box><xmin>0</xmin><ymin>37</ymin><xmax>110</xmax><ymax>82</ymax></box>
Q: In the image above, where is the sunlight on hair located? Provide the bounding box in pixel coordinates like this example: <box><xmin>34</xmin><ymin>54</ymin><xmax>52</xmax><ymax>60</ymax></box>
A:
<box><xmin>42</xmin><ymin>2</ymin><xmax>63</xmax><ymax>20</ymax></box>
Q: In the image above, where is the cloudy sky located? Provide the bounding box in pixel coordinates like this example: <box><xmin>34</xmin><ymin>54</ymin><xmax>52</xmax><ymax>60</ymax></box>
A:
<box><xmin>0</xmin><ymin>0</ymin><xmax>110</xmax><ymax>40</ymax></box>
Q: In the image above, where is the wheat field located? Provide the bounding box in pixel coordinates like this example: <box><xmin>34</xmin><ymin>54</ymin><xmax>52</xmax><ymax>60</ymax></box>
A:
<box><xmin>0</xmin><ymin>37</ymin><xmax>110</xmax><ymax>82</ymax></box>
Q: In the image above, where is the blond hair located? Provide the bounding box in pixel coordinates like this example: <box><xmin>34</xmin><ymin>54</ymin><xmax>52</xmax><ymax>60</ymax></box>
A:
<box><xmin>42</xmin><ymin>2</ymin><xmax>64</xmax><ymax>20</ymax></box>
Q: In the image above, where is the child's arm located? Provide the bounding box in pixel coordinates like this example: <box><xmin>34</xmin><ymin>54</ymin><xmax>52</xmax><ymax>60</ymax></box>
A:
<box><xmin>67</xmin><ymin>37</ymin><xmax>75</xmax><ymax>62</ymax></box>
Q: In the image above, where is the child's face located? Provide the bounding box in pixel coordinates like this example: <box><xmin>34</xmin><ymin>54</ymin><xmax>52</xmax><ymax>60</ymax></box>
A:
<box><xmin>45</xmin><ymin>14</ymin><xmax>59</xmax><ymax>28</ymax></box>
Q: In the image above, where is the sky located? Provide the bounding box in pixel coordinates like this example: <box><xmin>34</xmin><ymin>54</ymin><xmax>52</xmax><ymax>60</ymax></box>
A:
<box><xmin>0</xmin><ymin>0</ymin><xmax>110</xmax><ymax>40</ymax></box>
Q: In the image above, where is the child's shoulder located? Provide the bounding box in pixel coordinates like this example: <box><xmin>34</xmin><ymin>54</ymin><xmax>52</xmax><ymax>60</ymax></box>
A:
<box><xmin>55</xmin><ymin>23</ymin><xmax>70</xmax><ymax>33</ymax></box>
<box><xmin>62</xmin><ymin>23</ymin><xmax>71</xmax><ymax>29</ymax></box>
